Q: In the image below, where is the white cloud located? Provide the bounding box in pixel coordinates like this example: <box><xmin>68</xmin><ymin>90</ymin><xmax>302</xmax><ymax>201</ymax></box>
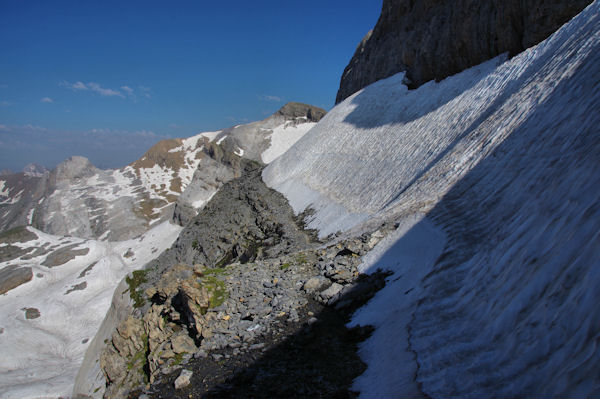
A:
<box><xmin>259</xmin><ymin>94</ymin><xmax>283</xmax><ymax>102</ymax></box>
<box><xmin>60</xmin><ymin>81</ymin><xmax>124</xmax><ymax>97</ymax></box>
<box><xmin>72</xmin><ymin>81</ymin><xmax>87</xmax><ymax>90</ymax></box>
<box><xmin>120</xmin><ymin>86</ymin><xmax>134</xmax><ymax>95</ymax></box>
<box><xmin>41</xmin><ymin>97</ymin><xmax>53</xmax><ymax>103</ymax></box>
<box><xmin>87</xmin><ymin>82</ymin><xmax>123</xmax><ymax>97</ymax></box>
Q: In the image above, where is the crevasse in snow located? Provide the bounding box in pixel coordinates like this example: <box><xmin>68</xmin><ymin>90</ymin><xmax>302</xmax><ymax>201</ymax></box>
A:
<box><xmin>265</xmin><ymin>1</ymin><xmax>599</xmax><ymax>397</ymax></box>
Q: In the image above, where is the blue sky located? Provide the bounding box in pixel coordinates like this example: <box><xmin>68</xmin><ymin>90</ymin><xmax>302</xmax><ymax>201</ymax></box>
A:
<box><xmin>0</xmin><ymin>0</ymin><xmax>381</xmax><ymax>170</ymax></box>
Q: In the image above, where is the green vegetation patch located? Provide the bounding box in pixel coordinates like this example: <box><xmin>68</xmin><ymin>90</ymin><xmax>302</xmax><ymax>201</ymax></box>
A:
<box><xmin>280</xmin><ymin>262</ymin><xmax>291</xmax><ymax>270</ymax></box>
<box><xmin>126</xmin><ymin>269</ymin><xmax>148</xmax><ymax>308</ymax></box>
<box><xmin>201</xmin><ymin>275</ymin><xmax>228</xmax><ymax>308</ymax></box>
<box><xmin>126</xmin><ymin>333</ymin><xmax>149</xmax><ymax>383</ymax></box>
<box><xmin>203</xmin><ymin>267</ymin><xmax>229</xmax><ymax>276</ymax></box>
<box><xmin>295</xmin><ymin>253</ymin><xmax>308</xmax><ymax>264</ymax></box>
<box><xmin>172</xmin><ymin>352</ymin><xmax>185</xmax><ymax>365</ymax></box>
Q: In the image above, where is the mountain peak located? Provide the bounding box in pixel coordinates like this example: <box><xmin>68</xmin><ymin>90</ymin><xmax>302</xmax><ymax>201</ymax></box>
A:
<box><xmin>53</xmin><ymin>156</ymin><xmax>98</xmax><ymax>181</ymax></box>
<box><xmin>22</xmin><ymin>163</ymin><xmax>48</xmax><ymax>177</ymax></box>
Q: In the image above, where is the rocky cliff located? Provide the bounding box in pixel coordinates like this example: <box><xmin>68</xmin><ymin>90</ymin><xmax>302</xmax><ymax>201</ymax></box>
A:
<box><xmin>336</xmin><ymin>0</ymin><xmax>593</xmax><ymax>103</ymax></box>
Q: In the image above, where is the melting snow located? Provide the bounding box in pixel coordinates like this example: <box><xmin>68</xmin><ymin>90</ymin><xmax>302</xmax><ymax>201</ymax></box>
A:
<box><xmin>0</xmin><ymin>222</ymin><xmax>182</xmax><ymax>398</ymax></box>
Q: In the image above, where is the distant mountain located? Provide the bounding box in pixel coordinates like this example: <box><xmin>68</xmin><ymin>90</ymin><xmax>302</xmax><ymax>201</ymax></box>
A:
<box><xmin>336</xmin><ymin>0</ymin><xmax>592</xmax><ymax>103</ymax></box>
<box><xmin>0</xmin><ymin>102</ymin><xmax>325</xmax><ymax>240</ymax></box>
<box><xmin>0</xmin><ymin>101</ymin><xmax>324</xmax><ymax>398</ymax></box>
<box><xmin>22</xmin><ymin>163</ymin><xmax>48</xmax><ymax>177</ymax></box>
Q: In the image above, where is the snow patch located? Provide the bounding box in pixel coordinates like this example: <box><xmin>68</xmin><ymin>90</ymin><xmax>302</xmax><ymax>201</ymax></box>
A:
<box><xmin>0</xmin><ymin>180</ymin><xmax>7</xmax><ymax>196</ymax></box>
<box><xmin>0</xmin><ymin>221</ymin><xmax>182</xmax><ymax>398</ymax></box>
<box><xmin>261</xmin><ymin>122</ymin><xmax>316</xmax><ymax>164</ymax></box>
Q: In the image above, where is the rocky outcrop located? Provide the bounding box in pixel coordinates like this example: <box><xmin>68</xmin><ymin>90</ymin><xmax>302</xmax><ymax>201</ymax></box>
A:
<box><xmin>150</xmin><ymin>161</ymin><xmax>314</xmax><ymax>282</ymax></box>
<box><xmin>275</xmin><ymin>102</ymin><xmax>326</xmax><ymax>122</ymax></box>
<box><xmin>0</xmin><ymin>265</ymin><xmax>33</xmax><ymax>295</ymax></box>
<box><xmin>336</xmin><ymin>0</ymin><xmax>593</xmax><ymax>103</ymax></box>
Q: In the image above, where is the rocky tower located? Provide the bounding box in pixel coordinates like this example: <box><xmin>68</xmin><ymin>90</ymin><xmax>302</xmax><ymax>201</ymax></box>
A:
<box><xmin>336</xmin><ymin>0</ymin><xmax>593</xmax><ymax>103</ymax></box>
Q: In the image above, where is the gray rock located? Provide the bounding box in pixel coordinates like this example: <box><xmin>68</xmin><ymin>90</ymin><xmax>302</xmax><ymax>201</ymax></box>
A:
<box><xmin>171</xmin><ymin>333</ymin><xmax>197</xmax><ymax>354</ymax></box>
<box><xmin>302</xmin><ymin>276</ymin><xmax>329</xmax><ymax>293</ymax></box>
<box><xmin>23</xmin><ymin>307</ymin><xmax>41</xmax><ymax>319</ymax></box>
<box><xmin>194</xmin><ymin>349</ymin><xmax>208</xmax><ymax>358</ymax></box>
<box><xmin>41</xmin><ymin>244</ymin><xmax>89</xmax><ymax>267</ymax></box>
<box><xmin>320</xmin><ymin>283</ymin><xmax>344</xmax><ymax>300</ymax></box>
<box><xmin>174</xmin><ymin>369</ymin><xmax>193</xmax><ymax>389</ymax></box>
<box><xmin>65</xmin><ymin>281</ymin><xmax>87</xmax><ymax>295</ymax></box>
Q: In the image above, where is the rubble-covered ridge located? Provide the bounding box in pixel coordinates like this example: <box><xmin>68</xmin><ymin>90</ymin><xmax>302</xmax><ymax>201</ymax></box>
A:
<box><xmin>99</xmin><ymin>163</ymin><xmax>396</xmax><ymax>398</ymax></box>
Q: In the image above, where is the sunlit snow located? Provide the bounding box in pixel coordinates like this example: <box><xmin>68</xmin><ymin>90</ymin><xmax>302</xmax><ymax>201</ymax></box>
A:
<box><xmin>0</xmin><ymin>222</ymin><xmax>182</xmax><ymax>398</ymax></box>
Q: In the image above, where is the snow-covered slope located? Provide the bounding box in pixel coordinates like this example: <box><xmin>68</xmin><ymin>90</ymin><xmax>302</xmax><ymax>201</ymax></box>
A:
<box><xmin>265</xmin><ymin>2</ymin><xmax>599</xmax><ymax>397</ymax></box>
<box><xmin>0</xmin><ymin>102</ymin><xmax>323</xmax><ymax>398</ymax></box>
<box><xmin>0</xmin><ymin>223</ymin><xmax>182</xmax><ymax>398</ymax></box>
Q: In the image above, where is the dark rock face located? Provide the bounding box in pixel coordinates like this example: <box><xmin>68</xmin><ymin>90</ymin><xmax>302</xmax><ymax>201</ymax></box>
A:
<box><xmin>336</xmin><ymin>0</ymin><xmax>592</xmax><ymax>103</ymax></box>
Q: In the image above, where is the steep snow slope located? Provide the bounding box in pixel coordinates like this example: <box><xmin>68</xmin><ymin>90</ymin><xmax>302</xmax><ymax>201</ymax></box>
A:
<box><xmin>0</xmin><ymin>223</ymin><xmax>182</xmax><ymax>398</ymax></box>
<box><xmin>265</xmin><ymin>2</ymin><xmax>599</xmax><ymax>397</ymax></box>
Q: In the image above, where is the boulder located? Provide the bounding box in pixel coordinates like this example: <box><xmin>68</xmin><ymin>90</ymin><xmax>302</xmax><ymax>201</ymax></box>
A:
<box><xmin>302</xmin><ymin>276</ymin><xmax>330</xmax><ymax>293</ymax></box>
<box><xmin>174</xmin><ymin>369</ymin><xmax>193</xmax><ymax>389</ymax></box>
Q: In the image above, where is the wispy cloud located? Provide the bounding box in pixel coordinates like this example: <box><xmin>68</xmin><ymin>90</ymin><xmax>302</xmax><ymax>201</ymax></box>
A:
<box><xmin>0</xmin><ymin>124</ymin><xmax>9</xmax><ymax>131</ymax></box>
<box><xmin>41</xmin><ymin>97</ymin><xmax>53</xmax><ymax>103</ymax></box>
<box><xmin>60</xmin><ymin>81</ymin><xmax>124</xmax><ymax>98</ymax></box>
<box><xmin>87</xmin><ymin>83</ymin><xmax>122</xmax><ymax>97</ymax></box>
<box><xmin>0</xmin><ymin>100</ymin><xmax>12</xmax><ymax>106</ymax></box>
<box><xmin>259</xmin><ymin>94</ymin><xmax>283</xmax><ymax>102</ymax></box>
<box><xmin>120</xmin><ymin>86</ymin><xmax>134</xmax><ymax>95</ymax></box>
<box><xmin>138</xmin><ymin>85</ymin><xmax>152</xmax><ymax>99</ymax></box>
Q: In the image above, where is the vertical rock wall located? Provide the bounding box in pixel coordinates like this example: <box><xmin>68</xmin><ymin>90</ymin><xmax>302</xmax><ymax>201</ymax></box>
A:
<box><xmin>336</xmin><ymin>0</ymin><xmax>592</xmax><ymax>103</ymax></box>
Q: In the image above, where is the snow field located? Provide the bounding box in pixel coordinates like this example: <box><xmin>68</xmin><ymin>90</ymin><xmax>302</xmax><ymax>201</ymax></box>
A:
<box><xmin>0</xmin><ymin>222</ymin><xmax>182</xmax><ymax>398</ymax></box>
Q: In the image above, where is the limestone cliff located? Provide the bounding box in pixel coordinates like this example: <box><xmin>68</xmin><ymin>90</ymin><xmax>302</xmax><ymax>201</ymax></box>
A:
<box><xmin>336</xmin><ymin>0</ymin><xmax>592</xmax><ymax>103</ymax></box>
